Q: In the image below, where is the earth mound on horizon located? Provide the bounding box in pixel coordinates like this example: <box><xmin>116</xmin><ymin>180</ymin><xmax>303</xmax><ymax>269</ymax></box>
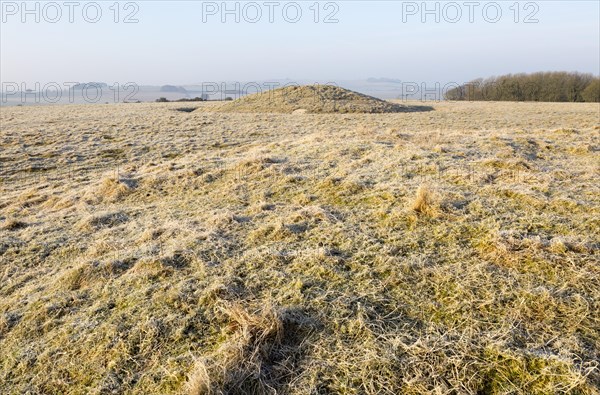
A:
<box><xmin>198</xmin><ymin>85</ymin><xmax>426</xmax><ymax>114</ymax></box>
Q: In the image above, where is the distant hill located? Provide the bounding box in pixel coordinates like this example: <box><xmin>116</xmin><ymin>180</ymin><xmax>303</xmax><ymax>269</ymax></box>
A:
<box><xmin>366</xmin><ymin>77</ymin><xmax>402</xmax><ymax>84</ymax></box>
<box><xmin>160</xmin><ymin>85</ymin><xmax>188</xmax><ymax>94</ymax></box>
<box><xmin>70</xmin><ymin>82</ymin><xmax>109</xmax><ymax>90</ymax></box>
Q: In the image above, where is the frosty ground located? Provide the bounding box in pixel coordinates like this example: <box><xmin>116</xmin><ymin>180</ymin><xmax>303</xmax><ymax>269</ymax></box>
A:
<box><xmin>0</xmin><ymin>99</ymin><xmax>599</xmax><ymax>394</ymax></box>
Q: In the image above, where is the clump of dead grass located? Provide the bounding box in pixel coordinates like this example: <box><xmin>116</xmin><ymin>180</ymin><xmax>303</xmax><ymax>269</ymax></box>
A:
<box><xmin>59</xmin><ymin>259</ymin><xmax>131</xmax><ymax>291</ymax></box>
<box><xmin>185</xmin><ymin>303</ymin><xmax>293</xmax><ymax>395</ymax></box>
<box><xmin>1</xmin><ymin>218</ymin><xmax>28</xmax><ymax>231</ymax></box>
<box><xmin>410</xmin><ymin>184</ymin><xmax>440</xmax><ymax>217</ymax></box>
<box><xmin>83</xmin><ymin>176</ymin><xmax>134</xmax><ymax>204</ymax></box>
<box><xmin>75</xmin><ymin>210</ymin><xmax>128</xmax><ymax>231</ymax></box>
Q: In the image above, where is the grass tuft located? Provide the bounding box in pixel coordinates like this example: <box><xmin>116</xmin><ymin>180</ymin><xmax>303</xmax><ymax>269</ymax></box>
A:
<box><xmin>411</xmin><ymin>184</ymin><xmax>439</xmax><ymax>217</ymax></box>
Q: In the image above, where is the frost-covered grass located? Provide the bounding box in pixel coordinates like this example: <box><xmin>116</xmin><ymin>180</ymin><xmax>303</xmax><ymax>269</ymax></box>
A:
<box><xmin>0</xmin><ymin>100</ymin><xmax>598</xmax><ymax>394</ymax></box>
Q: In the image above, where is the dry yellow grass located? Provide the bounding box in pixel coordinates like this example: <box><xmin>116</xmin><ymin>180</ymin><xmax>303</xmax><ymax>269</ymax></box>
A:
<box><xmin>0</xmin><ymin>99</ymin><xmax>599</xmax><ymax>394</ymax></box>
<box><xmin>411</xmin><ymin>184</ymin><xmax>439</xmax><ymax>217</ymax></box>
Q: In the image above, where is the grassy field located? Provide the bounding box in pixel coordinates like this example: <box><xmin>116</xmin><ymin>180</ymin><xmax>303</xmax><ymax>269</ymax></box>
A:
<box><xmin>0</xmin><ymin>100</ymin><xmax>599</xmax><ymax>394</ymax></box>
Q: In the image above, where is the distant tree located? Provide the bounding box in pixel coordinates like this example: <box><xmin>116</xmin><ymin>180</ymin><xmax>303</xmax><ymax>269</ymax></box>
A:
<box><xmin>582</xmin><ymin>79</ymin><xmax>600</xmax><ymax>102</ymax></box>
<box><xmin>156</xmin><ymin>97</ymin><xmax>169</xmax><ymax>103</ymax></box>
<box><xmin>174</xmin><ymin>97</ymin><xmax>204</xmax><ymax>102</ymax></box>
<box><xmin>445</xmin><ymin>72</ymin><xmax>599</xmax><ymax>102</ymax></box>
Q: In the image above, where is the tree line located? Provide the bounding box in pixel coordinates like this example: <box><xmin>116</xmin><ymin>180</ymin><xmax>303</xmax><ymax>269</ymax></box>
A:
<box><xmin>444</xmin><ymin>72</ymin><xmax>599</xmax><ymax>102</ymax></box>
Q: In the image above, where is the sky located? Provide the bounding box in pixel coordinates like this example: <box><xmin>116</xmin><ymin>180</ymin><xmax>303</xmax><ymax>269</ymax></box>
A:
<box><xmin>1</xmin><ymin>1</ymin><xmax>599</xmax><ymax>87</ymax></box>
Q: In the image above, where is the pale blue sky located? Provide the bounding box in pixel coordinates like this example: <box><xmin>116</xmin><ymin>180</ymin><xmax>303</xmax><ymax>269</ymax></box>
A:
<box><xmin>1</xmin><ymin>1</ymin><xmax>598</xmax><ymax>86</ymax></box>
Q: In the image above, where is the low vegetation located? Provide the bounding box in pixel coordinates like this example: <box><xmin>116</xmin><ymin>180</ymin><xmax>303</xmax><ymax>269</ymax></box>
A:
<box><xmin>156</xmin><ymin>97</ymin><xmax>206</xmax><ymax>103</ymax></box>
